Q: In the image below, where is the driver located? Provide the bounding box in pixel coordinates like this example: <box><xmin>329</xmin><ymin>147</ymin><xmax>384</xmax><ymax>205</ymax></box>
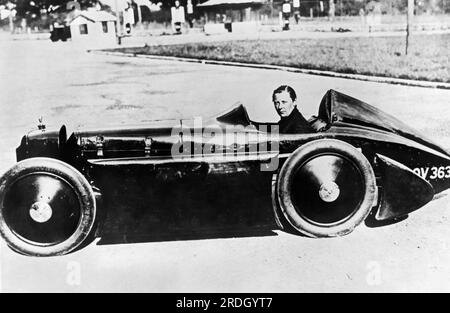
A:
<box><xmin>272</xmin><ymin>85</ymin><xmax>314</xmax><ymax>134</ymax></box>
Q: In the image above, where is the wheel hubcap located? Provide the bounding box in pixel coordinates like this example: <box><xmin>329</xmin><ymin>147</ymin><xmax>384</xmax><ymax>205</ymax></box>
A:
<box><xmin>29</xmin><ymin>201</ymin><xmax>53</xmax><ymax>223</ymax></box>
<box><xmin>290</xmin><ymin>154</ymin><xmax>365</xmax><ymax>226</ymax></box>
<box><xmin>3</xmin><ymin>173</ymin><xmax>81</xmax><ymax>246</ymax></box>
<box><xmin>318</xmin><ymin>181</ymin><xmax>340</xmax><ymax>203</ymax></box>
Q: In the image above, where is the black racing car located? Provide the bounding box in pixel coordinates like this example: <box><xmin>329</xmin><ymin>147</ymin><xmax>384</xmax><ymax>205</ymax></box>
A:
<box><xmin>1</xmin><ymin>89</ymin><xmax>449</xmax><ymax>256</ymax></box>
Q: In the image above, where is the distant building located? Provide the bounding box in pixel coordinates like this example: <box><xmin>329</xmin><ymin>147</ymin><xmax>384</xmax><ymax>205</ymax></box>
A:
<box><xmin>199</xmin><ymin>0</ymin><xmax>264</xmax><ymax>23</ymax></box>
<box><xmin>198</xmin><ymin>0</ymin><xmax>264</xmax><ymax>34</ymax></box>
<box><xmin>99</xmin><ymin>0</ymin><xmax>152</xmax><ymax>25</ymax></box>
<box><xmin>69</xmin><ymin>10</ymin><xmax>117</xmax><ymax>46</ymax></box>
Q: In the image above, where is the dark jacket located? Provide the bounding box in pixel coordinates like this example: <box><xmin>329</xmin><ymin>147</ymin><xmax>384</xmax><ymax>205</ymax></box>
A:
<box><xmin>278</xmin><ymin>106</ymin><xmax>314</xmax><ymax>134</ymax></box>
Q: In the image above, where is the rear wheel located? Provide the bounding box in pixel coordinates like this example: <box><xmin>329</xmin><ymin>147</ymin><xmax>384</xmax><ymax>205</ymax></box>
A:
<box><xmin>275</xmin><ymin>139</ymin><xmax>377</xmax><ymax>237</ymax></box>
<box><xmin>0</xmin><ymin>158</ymin><xmax>96</xmax><ymax>256</ymax></box>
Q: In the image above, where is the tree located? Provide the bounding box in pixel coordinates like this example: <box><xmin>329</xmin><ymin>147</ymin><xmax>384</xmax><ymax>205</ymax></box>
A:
<box><xmin>11</xmin><ymin>0</ymin><xmax>98</xmax><ymax>20</ymax></box>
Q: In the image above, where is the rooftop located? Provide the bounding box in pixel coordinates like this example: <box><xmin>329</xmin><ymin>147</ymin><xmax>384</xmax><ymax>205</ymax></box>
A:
<box><xmin>71</xmin><ymin>10</ymin><xmax>117</xmax><ymax>23</ymax></box>
<box><xmin>198</xmin><ymin>0</ymin><xmax>264</xmax><ymax>7</ymax></box>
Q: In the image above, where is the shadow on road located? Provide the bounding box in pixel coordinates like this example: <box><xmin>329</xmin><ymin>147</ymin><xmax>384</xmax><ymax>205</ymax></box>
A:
<box><xmin>364</xmin><ymin>211</ymin><xmax>409</xmax><ymax>228</ymax></box>
<box><xmin>96</xmin><ymin>227</ymin><xmax>278</xmax><ymax>246</ymax></box>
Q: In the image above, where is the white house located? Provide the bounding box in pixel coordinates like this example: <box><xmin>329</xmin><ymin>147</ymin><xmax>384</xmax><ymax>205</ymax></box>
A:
<box><xmin>69</xmin><ymin>11</ymin><xmax>117</xmax><ymax>47</ymax></box>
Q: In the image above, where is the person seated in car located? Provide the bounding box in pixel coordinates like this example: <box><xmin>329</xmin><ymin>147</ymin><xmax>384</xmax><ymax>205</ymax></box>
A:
<box><xmin>273</xmin><ymin>85</ymin><xmax>314</xmax><ymax>134</ymax></box>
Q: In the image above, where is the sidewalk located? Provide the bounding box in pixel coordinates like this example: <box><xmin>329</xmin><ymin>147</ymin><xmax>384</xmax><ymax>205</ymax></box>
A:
<box><xmin>0</xmin><ymin>31</ymin><xmax>50</xmax><ymax>41</ymax></box>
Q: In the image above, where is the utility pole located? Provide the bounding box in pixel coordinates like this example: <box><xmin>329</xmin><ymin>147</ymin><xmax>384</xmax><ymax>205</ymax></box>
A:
<box><xmin>328</xmin><ymin>0</ymin><xmax>335</xmax><ymax>21</ymax></box>
<box><xmin>405</xmin><ymin>0</ymin><xmax>414</xmax><ymax>55</ymax></box>
<box><xmin>6</xmin><ymin>2</ymin><xmax>15</xmax><ymax>33</ymax></box>
<box><xmin>9</xmin><ymin>12</ymin><xmax>14</xmax><ymax>33</ymax></box>
<box><xmin>136</xmin><ymin>3</ymin><xmax>142</xmax><ymax>28</ymax></box>
<box><xmin>115</xmin><ymin>0</ymin><xmax>121</xmax><ymax>45</ymax></box>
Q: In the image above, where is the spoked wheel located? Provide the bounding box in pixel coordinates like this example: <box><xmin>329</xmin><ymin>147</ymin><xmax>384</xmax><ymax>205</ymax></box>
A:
<box><xmin>275</xmin><ymin>139</ymin><xmax>377</xmax><ymax>237</ymax></box>
<box><xmin>0</xmin><ymin>158</ymin><xmax>96</xmax><ymax>256</ymax></box>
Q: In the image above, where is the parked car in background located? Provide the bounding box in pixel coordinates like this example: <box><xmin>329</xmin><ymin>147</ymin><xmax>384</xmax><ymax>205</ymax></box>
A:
<box><xmin>50</xmin><ymin>22</ymin><xmax>71</xmax><ymax>42</ymax></box>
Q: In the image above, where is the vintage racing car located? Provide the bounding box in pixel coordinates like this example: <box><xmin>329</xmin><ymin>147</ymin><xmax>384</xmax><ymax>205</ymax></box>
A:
<box><xmin>1</xmin><ymin>89</ymin><xmax>449</xmax><ymax>256</ymax></box>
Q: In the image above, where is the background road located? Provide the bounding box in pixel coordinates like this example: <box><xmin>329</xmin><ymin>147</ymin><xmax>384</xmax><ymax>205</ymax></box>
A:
<box><xmin>1</xmin><ymin>39</ymin><xmax>450</xmax><ymax>292</ymax></box>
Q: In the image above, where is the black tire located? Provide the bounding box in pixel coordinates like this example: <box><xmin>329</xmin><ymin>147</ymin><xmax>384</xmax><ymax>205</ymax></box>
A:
<box><xmin>50</xmin><ymin>33</ymin><xmax>58</xmax><ymax>42</ymax></box>
<box><xmin>271</xmin><ymin>174</ymin><xmax>297</xmax><ymax>234</ymax></box>
<box><xmin>0</xmin><ymin>157</ymin><xmax>96</xmax><ymax>256</ymax></box>
<box><xmin>275</xmin><ymin>139</ymin><xmax>377</xmax><ymax>237</ymax></box>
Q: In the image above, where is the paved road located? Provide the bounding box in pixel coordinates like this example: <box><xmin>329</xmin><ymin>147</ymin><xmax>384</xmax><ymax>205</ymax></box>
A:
<box><xmin>1</xmin><ymin>39</ymin><xmax>450</xmax><ymax>292</ymax></box>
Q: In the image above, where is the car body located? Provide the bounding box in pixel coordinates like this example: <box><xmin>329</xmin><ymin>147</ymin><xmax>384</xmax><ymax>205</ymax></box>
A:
<box><xmin>1</xmin><ymin>89</ymin><xmax>450</xmax><ymax>256</ymax></box>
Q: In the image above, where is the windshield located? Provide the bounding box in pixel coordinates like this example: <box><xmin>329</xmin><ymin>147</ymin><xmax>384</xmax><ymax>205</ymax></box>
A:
<box><xmin>215</xmin><ymin>103</ymin><xmax>252</xmax><ymax>127</ymax></box>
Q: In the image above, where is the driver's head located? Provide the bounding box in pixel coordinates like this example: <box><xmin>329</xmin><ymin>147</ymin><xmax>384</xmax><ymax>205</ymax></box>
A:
<box><xmin>273</xmin><ymin>85</ymin><xmax>297</xmax><ymax>118</ymax></box>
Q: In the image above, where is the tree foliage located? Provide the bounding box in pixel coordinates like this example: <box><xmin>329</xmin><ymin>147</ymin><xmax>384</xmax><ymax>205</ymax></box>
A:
<box><xmin>4</xmin><ymin>0</ymin><xmax>449</xmax><ymax>22</ymax></box>
<box><xmin>6</xmin><ymin>0</ymin><xmax>99</xmax><ymax>19</ymax></box>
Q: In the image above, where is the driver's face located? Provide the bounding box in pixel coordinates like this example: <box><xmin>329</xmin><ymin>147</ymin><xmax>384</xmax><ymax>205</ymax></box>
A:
<box><xmin>273</xmin><ymin>91</ymin><xmax>295</xmax><ymax>118</ymax></box>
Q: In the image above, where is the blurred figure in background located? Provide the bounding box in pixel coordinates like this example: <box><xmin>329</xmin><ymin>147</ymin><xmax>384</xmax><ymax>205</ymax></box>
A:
<box><xmin>293</xmin><ymin>0</ymin><xmax>300</xmax><ymax>24</ymax></box>
<box><xmin>187</xmin><ymin>0</ymin><xmax>194</xmax><ymax>28</ymax></box>
<box><xmin>171</xmin><ymin>0</ymin><xmax>185</xmax><ymax>34</ymax></box>
<box><xmin>282</xmin><ymin>0</ymin><xmax>291</xmax><ymax>30</ymax></box>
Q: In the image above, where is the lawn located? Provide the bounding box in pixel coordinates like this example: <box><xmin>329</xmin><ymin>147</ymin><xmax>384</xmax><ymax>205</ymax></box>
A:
<box><xmin>111</xmin><ymin>33</ymin><xmax>450</xmax><ymax>83</ymax></box>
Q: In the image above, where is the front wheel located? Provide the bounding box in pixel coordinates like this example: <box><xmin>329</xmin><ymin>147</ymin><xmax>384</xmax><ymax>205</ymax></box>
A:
<box><xmin>0</xmin><ymin>158</ymin><xmax>96</xmax><ymax>256</ymax></box>
<box><xmin>275</xmin><ymin>139</ymin><xmax>377</xmax><ymax>237</ymax></box>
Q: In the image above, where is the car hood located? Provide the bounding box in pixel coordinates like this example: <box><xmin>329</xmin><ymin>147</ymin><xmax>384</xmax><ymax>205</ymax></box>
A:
<box><xmin>20</xmin><ymin>90</ymin><xmax>448</xmax><ymax>159</ymax></box>
<box><xmin>318</xmin><ymin>89</ymin><xmax>450</xmax><ymax>156</ymax></box>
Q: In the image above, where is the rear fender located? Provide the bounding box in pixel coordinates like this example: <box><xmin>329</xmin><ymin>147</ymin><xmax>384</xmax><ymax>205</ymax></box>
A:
<box><xmin>374</xmin><ymin>154</ymin><xmax>434</xmax><ymax>221</ymax></box>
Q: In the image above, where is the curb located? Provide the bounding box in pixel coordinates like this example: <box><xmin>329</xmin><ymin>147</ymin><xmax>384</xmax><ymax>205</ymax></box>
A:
<box><xmin>90</xmin><ymin>50</ymin><xmax>450</xmax><ymax>90</ymax></box>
